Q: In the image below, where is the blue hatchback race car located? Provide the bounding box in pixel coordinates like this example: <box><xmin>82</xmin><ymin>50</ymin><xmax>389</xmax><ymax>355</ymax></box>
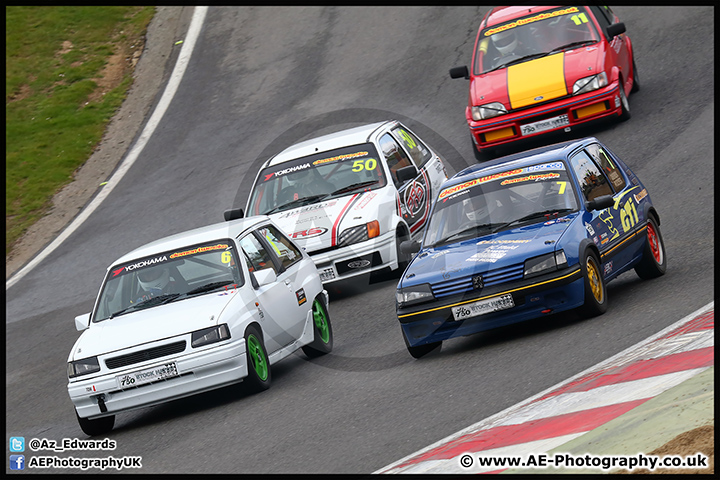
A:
<box><xmin>396</xmin><ymin>137</ymin><xmax>666</xmax><ymax>358</ymax></box>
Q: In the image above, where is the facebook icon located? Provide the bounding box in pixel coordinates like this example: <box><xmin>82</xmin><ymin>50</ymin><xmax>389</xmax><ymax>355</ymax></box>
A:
<box><xmin>10</xmin><ymin>455</ymin><xmax>25</xmax><ymax>470</ymax></box>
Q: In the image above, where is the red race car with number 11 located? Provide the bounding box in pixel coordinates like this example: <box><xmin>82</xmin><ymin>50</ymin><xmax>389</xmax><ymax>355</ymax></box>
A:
<box><xmin>450</xmin><ymin>6</ymin><xmax>639</xmax><ymax>160</ymax></box>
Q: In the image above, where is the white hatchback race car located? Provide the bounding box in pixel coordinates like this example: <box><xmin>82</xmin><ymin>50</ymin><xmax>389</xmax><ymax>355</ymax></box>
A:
<box><xmin>243</xmin><ymin>121</ymin><xmax>448</xmax><ymax>284</ymax></box>
<box><xmin>67</xmin><ymin>216</ymin><xmax>331</xmax><ymax>436</ymax></box>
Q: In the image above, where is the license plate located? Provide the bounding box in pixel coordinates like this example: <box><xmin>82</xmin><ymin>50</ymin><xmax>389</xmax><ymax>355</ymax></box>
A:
<box><xmin>451</xmin><ymin>294</ymin><xmax>515</xmax><ymax>321</ymax></box>
<box><xmin>116</xmin><ymin>362</ymin><xmax>178</xmax><ymax>389</ymax></box>
<box><xmin>521</xmin><ymin>114</ymin><xmax>569</xmax><ymax>136</ymax></box>
<box><xmin>319</xmin><ymin>268</ymin><xmax>336</xmax><ymax>281</ymax></box>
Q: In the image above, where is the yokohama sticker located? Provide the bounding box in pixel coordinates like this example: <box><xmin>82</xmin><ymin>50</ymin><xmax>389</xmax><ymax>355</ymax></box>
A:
<box><xmin>112</xmin><ymin>255</ymin><xmax>168</xmax><ymax>277</ymax></box>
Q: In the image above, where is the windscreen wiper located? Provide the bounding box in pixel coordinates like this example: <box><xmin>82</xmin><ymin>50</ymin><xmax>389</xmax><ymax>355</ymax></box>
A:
<box><xmin>107</xmin><ymin>293</ymin><xmax>182</xmax><ymax>319</ymax></box>
<box><xmin>493</xmin><ymin>208</ymin><xmax>575</xmax><ymax>233</ymax></box>
<box><xmin>264</xmin><ymin>194</ymin><xmax>329</xmax><ymax>214</ymax></box>
<box><xmin>327</xmin><ymin>180</ymin><xmax>379</xmax><ymax>197</ymax></box>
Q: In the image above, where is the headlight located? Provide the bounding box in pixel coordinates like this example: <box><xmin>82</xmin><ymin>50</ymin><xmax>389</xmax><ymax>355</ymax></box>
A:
<box><xmin>338</xmin><ymin>221</ymin><xmax>380</xmax><ymax>247</ymax></box>
<box><xmin>524</xmin><ymin>250</ymin><xmax>567</xmax><ymax>279</ymax></box>
<box><xmin>573</xmin><ymin>72</ymin><xmax>608</xmax><ymax>95</ymax></box>
<box><xmin>396</xmin><ymin>284</ymin><xmax>435</xmax><ymax>307</ymax></box>
<box><xmin>191</xmin><ymin>324</ymin><xmax>231</xmax><ymax>348</ymax></box>
<box><xmin>68</xmin><ymin>357</ymin><xmax>100</xmax><ymax>379</ymax></box>
<box><xmin>471</xmin><ymin>102</ymin><xmax>507</xmax><ymax>121</ymax></box>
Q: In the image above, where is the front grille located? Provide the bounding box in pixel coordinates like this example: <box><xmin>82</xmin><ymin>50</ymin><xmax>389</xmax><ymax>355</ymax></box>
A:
<box><xmin>105</xmin><ymin>341</ymin><xmax>186</xmax><ymax>370</ymax></box>
<box><xmin>430</xmin><ymin>263</ymin><xmax>525</xmax><ymax>299</ymax></box>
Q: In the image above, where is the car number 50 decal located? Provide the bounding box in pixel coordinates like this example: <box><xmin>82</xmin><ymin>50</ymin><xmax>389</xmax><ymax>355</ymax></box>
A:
<box><xmin>352</xmin><ymin>158</ymin><xmax>377</xmax><ymax>172</ymax></box>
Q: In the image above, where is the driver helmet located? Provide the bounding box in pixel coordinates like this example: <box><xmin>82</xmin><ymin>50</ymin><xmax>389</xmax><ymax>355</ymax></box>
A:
<box><xmin>492</xmin><ymin>30</ymin><xmax>518</xmax><ymax>56</ymax></box>
<box><xmin>138</xmin><ymin>267</ymin><xmax>171</xmax><ymax>292</ymax></box>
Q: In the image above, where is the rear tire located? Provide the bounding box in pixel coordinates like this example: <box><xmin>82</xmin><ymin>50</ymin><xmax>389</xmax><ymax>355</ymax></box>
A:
<box><xmin>244</xmin><ymin>325</ymin><xmax>271</xmax><ymax>393</ymax></box>
<box><xmin>579</xmin><ymin>250</ymin><xmax>607</xmax><ymax>317</ymax></box>
<box><xmin>76</xmin><ymin>409</ymin><xmax>114</xmax><ymax>436</ymax></box>
<box><xmin>634</xmin><ymin>217</ymin><xmax>666</xmax><ymax>279</ymax></box>
<box><xmin>302</xmin><ymin>298</ymin><xmax>333</xmax><ymax>358</ymax></box>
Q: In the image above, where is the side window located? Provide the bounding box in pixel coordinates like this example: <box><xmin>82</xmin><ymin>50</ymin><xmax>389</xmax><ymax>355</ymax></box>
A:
<box><xmin>239</xmin><ymin>233</ymin><xmax>278</xmax><ymax>275</ymax></box>
<box><xmin>586</xmin><ymin>143</ymin><xmax>626</xmax><ymax>192</ymax></box>
<box><xmin>379</xmin><ymin>133</ymin><xmax>413</xmax><ymax>188</ymax></box>
<box><xmin>391</xmin><ymin>126</ymin><xmax>432</xmax><ymax>168</ymax></box>
<box><xmin>569</xmin><ymin>150</ymin><xmax>614</xmax><ymax>202</ymax></box>
<box><xmin>257</xmin><ymin>225</ymin><xmax>302</xmax><ymax>271</ymax></box>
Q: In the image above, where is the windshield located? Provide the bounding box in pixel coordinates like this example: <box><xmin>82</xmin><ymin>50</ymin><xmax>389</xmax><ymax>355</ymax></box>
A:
<box><xmin>93</xmin><ymin>239</ymin><xmax>243</xmax><ymax>322</ymax></box>
<box><xmin>424</xmin><ymin>162</ymin><xmax>579</xmax><ymax>247</ymax></box>
<box><xmin>248</xmin><ymin>143</ymin><xmax>387</xmax><ymax>215</ymax></box>
<box><xmin>475</xmin><ymin>6</ymin><xmax>600</xmax><ymax>74</ymax></box>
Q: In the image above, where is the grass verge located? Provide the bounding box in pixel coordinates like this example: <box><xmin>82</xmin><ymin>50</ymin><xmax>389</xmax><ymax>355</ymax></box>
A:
<box><xmin>6</xmin><ymin>6</ymin><xmax>155</xmax><ymax>255</ymax></box>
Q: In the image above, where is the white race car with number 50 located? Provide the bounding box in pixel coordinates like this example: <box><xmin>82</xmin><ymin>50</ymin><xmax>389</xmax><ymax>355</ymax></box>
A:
<box><xmin>241</xmin><ymin>121</ymin><xmax>448</xmax><ymax>284</ymax></box>
<box><xmin>67</xmin><ymin>216</ymin><xmax>332</xmax><ymax>436</ymax></box>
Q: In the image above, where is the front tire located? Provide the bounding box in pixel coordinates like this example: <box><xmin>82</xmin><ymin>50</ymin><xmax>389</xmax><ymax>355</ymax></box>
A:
<box><xmin>580</xmin><ymin>250</ymin><xmax>607</xmax><ymax>317</ymax></box>
<box><xmin>244</xmin><ymin>325</ymin><xmax>271</xmax><ymax>393</ymax></box>
<box><xmin>302</xmin><ymin>298</ymin><xmax>333</xmax><ymax>358</ymax></box>
<box><xmin>395</xmin><ymin>228</ymin><xmax>411</xmax><ymax>273</ymax></box>
<box><xmin>76</xmin><ymin>409</ymin><xmax>114</xmax><ymax>436</ymax></box>
<box><xmin>634</xmin><ymin>217</ymin><xmax>666</xmax><ymax>279</ymax></box>
<box><xmin>618</xmin><ymin>83</ymin><xmax>631</xmax><ymax>121</ymax></box>
<box><xmin>630</xmin><ymin>58</ymin><xmax>640</xmax><ymax>93</ymax></box>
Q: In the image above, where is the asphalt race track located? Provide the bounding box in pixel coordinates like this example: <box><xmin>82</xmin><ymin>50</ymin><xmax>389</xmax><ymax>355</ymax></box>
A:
<box><xmin>5</xmin><ymin>6</ymin><xmax>714</xmax><ymax>474</ymax></box>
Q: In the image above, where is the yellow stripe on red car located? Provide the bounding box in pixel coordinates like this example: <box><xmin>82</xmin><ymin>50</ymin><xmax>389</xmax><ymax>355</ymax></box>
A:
<box><xmin>508</xmin><ymin>53</ymin><xmax>567</xmax><ymax>109</ymax></box>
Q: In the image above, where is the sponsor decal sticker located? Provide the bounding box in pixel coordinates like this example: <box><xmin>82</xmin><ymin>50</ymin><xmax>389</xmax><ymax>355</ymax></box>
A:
<box><xmin>113</xmin><ymin>255</ymin><xmax>168</xmax><ymax>277</ymax></box>
<box><xmin>295</xmin><ymin>288</ymin><xmax>307</xmax><ymax>306</ymax></box>
<box><xmin>633</xmin><ymin>188</ymin><xmax>648</xmax><ymax>203</ymax></box>
<box><xmin>604</xmin><ymin>261</ymin><xmax>613</xmax><ymax>276</ymax></box>
<box><xmin>500</xmin><ymin>172</ymin><xmax>560</xmax><ymax>185</ymax></box>
<box><xmin>312</xmin><ymin>151</ymin><xmax>369</xmax><ymax>166</ymax></box>
<box><xmin>263</xmin><ymin>163</ymin><xmax>312</xmax><ymax>182</ymax></box>
<box><xmin>290</xmin><ymin>227</ymin><xmax>328</xmax><ymax>239</ymax></box>
<box><xmin>484</xmin><ymin>7</ymin><xmax>579</xmax><ymax>36</ymax></box>
<box><xmin>170</xmin><ymin>244</ymin><xmax>229</xmax><ymax>259</ymax></box>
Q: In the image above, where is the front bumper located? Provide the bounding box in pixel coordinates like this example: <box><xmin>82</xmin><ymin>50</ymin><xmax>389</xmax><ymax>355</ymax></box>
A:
<box><xmin>68</xmin><ymin>337</ymin><xmax>247</xmax><ymax>420</ymax></box>
<box><xmin>309</xmin><ymin>229</ymin><xmax>397</xmax><ymax>284</ymax></box>
<box><xmin>397</xmin><ymin>266</ymin><xmax>584</xmax><ymax>347</ymax></box>
<box><xmin>468</xmin><ymin>83</ymin><xmax>624</xmax><ymax>150</ymax></box>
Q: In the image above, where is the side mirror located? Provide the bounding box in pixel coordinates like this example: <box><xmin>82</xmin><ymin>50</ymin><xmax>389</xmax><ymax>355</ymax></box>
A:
<box><xmin>400</xmin><ymin>240</ymin><xmax>421</xmax><ymax>256</ymax></box>
<box><xmin>587</xmin><ymin>194</ymin><xmax>614</xmax><ymax>211</ymax></box>
<box><xmin>253</xmin><ymin>268</ymin><xmax>277</xmax><ymax>287</ymax></box>
<box><xmin>396</xmin><ymin>165</ymin><xmax>418</xmax><ymax>184</ymax></box>
<box><xmin>606</xmin><ymin>22</ymin><xmax>626</xmax><ymax>38</ymax></box>
<box><xmin>75</xmin><ymin>313</ymin><xmax>91</xmax><ymax>331</ymax></box>
<box><xmin>449</xmin><ymin>65</ymin><xmax>469</xmax><ymax>80</ymax></box>
<box><xmin>224</xmin><ymin>208</ymin><xmax>244</xmax><ymax>221</ymax></box>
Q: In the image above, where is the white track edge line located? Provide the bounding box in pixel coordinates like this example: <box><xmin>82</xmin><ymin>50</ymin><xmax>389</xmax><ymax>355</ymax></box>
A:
<box><xmin>6</xmin><ymin>6</ymin><xmax>210</xmax><ymax>290</ymax></box>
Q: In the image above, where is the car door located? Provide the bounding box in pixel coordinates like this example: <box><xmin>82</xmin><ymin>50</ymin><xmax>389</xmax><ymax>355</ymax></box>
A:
<box><xmin>238</xmin><ymin>226</ymin><xmax>305</xmax><ymax>353</ymax></box>
<box><xmin>379</xmin><ymin>131</ymin><xmax>432</xmax><ymax>238</ymax></box>
<box><xmin>568</xmin><ymin>147</ymin><xmax>636</xmax><ymax>279</ymax></box>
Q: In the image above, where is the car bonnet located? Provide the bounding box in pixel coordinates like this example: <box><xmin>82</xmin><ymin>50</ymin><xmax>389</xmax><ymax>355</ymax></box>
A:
<box><xmin>71</xmin><ymin>289</ymin><xmax>240</xmax><ymax>360</ymax></box>
<box><xmin>402</xmin><ymin>217</ymin><xmax>576</xmax><ymax>289</ymax></box>
<box><xmin>472</xmin><ymin>47</ymin><xmax>603</xmax><ymax>110</ymax></box>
